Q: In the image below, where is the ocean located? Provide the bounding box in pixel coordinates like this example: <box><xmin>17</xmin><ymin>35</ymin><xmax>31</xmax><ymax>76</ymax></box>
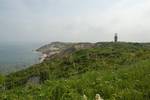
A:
<box><xmin>0</xmin><ymin>42</ymin><xmax>42</xmax><ymax>74</ymax></box>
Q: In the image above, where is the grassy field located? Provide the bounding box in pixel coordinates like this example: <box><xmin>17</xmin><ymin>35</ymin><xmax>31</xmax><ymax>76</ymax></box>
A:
<box><xmin>0</xmin><ymin>42</ymin><xmax>150</xmax><ymax>100</ymax></box>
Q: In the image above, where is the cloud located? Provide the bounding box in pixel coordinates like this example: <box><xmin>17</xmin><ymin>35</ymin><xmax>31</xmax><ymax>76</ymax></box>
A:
<box><xmin>0</xmin><ymin>0</ymin><xmax>150</xmax><ymax>43</ymax></box>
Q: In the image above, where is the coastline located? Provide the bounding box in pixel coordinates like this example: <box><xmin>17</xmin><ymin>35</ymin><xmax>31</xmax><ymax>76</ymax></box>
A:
<box><xmin>39</xmin><ymin>53</ymin><xmax>48</xmax><ymax>63</ymax></box>
<box><xmin>32</xmin><ymin>49</ymin><xmax>47</xmax><ymax>63</ymax></box>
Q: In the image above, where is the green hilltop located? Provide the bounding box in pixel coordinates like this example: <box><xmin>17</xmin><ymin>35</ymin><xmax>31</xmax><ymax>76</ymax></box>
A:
<box><xmin>0</xmin><ymin>42</ymin><xmax>150</xmax><ymax>100</ymax></box>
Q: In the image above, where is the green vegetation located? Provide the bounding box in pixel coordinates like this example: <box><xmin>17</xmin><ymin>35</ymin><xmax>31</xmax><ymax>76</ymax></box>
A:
<box><xmin>0</xmin><ymin>74</ymin><xmax>5</xmax><ymax>86</ymax></box>
<box><xmin>0</xmin><ymin>42</ymin><xmax>150</xmax><ymax>100</ymax></box>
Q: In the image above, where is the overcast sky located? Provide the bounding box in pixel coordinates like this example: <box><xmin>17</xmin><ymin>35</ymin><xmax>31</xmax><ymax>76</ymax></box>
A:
<box><xmin>0</xmin><ymin>0</ymin><xmax>150</xmax><ymax>43</ymax></box>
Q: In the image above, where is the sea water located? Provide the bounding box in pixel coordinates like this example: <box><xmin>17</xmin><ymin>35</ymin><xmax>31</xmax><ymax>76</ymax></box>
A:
<box><xmin>0</xmin><ymin>42</ymin><xmax>42</xmax><ymax>74</ymax></box>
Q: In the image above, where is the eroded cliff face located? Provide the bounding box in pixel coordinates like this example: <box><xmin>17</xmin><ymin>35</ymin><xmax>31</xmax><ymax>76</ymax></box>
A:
<box><xmin>37</xmin><ymin>42</ymin><xmax>94</xmax><ymax>59</ymax></box>
<box><xmin>37</xmin><ymin>42</ymin><xmax>73</xmax><ymax>55</ymax></box>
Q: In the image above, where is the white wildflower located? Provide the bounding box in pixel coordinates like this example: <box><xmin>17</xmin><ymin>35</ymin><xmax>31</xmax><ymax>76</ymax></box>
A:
<box><xmin>83</xmin><ymin>94</ymin><xmax>87</xmax><ymax>100</ymax></box>
<box><xmin>95</xmin><ymin>94</ymin><xmax>104</xmax><ymax>100</ymax></box>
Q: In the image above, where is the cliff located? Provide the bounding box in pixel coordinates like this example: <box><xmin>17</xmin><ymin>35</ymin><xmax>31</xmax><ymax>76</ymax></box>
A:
<box><xmin>37</xmin><ymin>42</ymin><xmax>94</xmax><ymax>60</ymax></box>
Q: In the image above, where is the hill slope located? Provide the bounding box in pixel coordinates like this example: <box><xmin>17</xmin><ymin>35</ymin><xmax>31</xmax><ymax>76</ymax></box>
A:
<box><xmin>1</xmin><ymin>42</ymin><xmax>150</xmax><ymax>100</ymax></box>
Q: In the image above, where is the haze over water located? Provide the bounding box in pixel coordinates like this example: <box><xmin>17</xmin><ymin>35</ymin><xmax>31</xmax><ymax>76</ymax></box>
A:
<box><xmin>0</xmin><ymin>42</ymin><xmax>41</xmax><ymax>74</ymax></box>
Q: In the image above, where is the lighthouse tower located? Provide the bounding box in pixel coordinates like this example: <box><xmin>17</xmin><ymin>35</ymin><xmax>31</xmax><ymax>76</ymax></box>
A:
<box><xmin>114</xmin><ymin>33</ymin><xmax>118</xmax><ymax>42</ymax></box>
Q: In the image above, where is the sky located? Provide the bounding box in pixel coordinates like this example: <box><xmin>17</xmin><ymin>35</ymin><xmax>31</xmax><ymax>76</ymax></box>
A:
<box><xmin>0</xmin><ymin>0</ymin><xmax>150</xmax><ymax>43</ymax></box>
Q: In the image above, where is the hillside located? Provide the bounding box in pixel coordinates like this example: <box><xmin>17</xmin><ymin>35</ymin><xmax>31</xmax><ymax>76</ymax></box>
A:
<box><xmin>0</xmin><ymin>42</ymin><xmax>150</xmax><ymax>100</ymax></box>
<box><xmin>36</xmin><ymin>42</ymin><xmax>94</xmax><ymax>59</ymax></box>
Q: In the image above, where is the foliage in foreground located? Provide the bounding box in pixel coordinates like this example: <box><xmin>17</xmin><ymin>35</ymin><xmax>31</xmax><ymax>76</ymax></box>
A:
<box><xmin>0</xmin><ymin>42</ymin><xmax>150</xmax><ymax>100</ymax></box>
<box><xmin>1</xmin><ymin>60</ymin><xmax>150</xmax><ymax>100</ymax></box>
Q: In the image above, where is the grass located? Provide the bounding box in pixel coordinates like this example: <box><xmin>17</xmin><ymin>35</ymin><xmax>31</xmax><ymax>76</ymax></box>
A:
<box><xmin>0</xmin><ymin>42</ymin><xmax>150</xmax><ymax>100</ymax></box>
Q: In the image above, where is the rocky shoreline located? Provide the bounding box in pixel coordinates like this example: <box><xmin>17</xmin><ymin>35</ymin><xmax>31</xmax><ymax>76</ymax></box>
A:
<box><xmin>36</xmin><ymin>42</ymin><xmax>95</xmax><ymax>63</ymax></box>
<box><xmin>39</xmin><ymin>53</ymin><xmax>48</xmax><ymax>63</ymax></box>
